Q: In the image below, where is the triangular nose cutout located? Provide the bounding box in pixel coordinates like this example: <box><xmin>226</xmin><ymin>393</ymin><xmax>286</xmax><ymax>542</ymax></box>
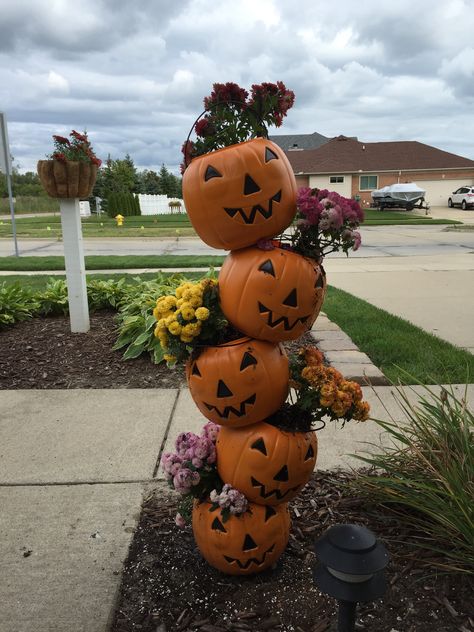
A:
<box><xmin>283</xmin><ymin>288</ymin><xmax>298</xmax><ymax>307</ymax></box>
<box><xmin>244</xmin><ymin>174</ymin><xmax>261</xmax><ymax>195</ymax></box>
<box><xmin>217</xmin><ymin>380</ymin><xmax>233</xmax><ymax>398</ymax></box>
<box><xmin>243</xmin><ymin>534</ymin><xmax>257</xmax><ymax>551</ymax></box>
<box><xmin>273</xmin><ymin>465</ymin><xmax>289</xmax><ymax>482</ymax></box>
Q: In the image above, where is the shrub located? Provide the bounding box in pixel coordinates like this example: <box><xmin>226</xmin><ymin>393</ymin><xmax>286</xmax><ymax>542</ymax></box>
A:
<box><xmin>38</xmin><ymin>279</ymin><xmax>68</xmax><ymax>315</ymax></box>
<box><xmin>113</xmin><ymin>273</ymin><xmax>190</xmax><ymax>363</ymax></box>
<box><xmin>0</xmin><ymin>282</ymin><xmax>40</xmax><ymax>327</ymax></box>
<box><xmin>351</xmin><ymin>384</ymin><xmax>474</xmax><ymax>574</ymax></box>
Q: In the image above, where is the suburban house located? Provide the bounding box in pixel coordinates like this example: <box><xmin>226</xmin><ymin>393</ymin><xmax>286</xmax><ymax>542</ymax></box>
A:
<box><xmin>273</xmin><ymin>135</ymin><xmax>474</xmax><ymax>206</ymax></box>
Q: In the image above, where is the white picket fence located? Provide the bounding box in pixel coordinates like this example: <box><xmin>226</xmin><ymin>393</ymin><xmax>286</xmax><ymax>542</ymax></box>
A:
<box><xmin>137</xmin><ymin>194</ymin><xmax>186</xmax><ymax>215</ymax></box>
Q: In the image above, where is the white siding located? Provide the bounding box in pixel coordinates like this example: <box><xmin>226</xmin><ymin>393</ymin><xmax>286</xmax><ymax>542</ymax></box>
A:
<box><xmin>308</xmin><ymin>175</ymin><xmax>352</xmax><ymax>197</ymax></box>
<box><xmin>417</xmin><ymin>179</ymin><xmax>474</xmax><ymax>206</ymax></box>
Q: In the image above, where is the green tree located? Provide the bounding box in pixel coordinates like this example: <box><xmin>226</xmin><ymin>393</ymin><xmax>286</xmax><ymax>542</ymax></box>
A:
<box><xmin>157</xmin><ymin>164</ymin><xmax>182</xmax><ymax>198</ymax></box>
<box><xmin>139</xmin><ymin>169</ymin><xmax>161</xmax><ymax>194</ymax></box>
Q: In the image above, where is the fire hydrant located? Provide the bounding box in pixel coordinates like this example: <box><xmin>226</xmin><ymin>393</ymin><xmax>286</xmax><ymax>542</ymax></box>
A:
<box><xmin>115</xmin><ymin>214</ymin><xmax>124</xmax><ymax>227</ymax></box>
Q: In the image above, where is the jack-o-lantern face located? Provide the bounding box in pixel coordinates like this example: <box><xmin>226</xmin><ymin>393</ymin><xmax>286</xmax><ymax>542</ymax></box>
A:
<box><xmin>218</xmin><ymin>246</ymin><xmax>327</xmax><ymax>343</ymax></box>
<box><xmin>186</xmin><ymin>338</ymin><xmax>289</xmax><ymax>428</ymax></box>
<box><xmin>192</xmin><ymin>500</ymin><xmax>290</xmax><ymax>575</ymax></box>
<box><xmin>182</xmin><ymin>138</ymin><xmax>297</xmax><ymax>250</ymax></box>
<box><xmin>217</xmin><ymin>422</ymin><xmax>318</xmax><ymax>505</ymax></box>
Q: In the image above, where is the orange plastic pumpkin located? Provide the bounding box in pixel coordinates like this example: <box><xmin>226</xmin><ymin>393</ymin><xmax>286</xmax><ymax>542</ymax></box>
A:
<box><xmin>182</xmin><ymin>138</ymin><xmax>297</xmax><ymax>250</ymax></box>
<box><xmin>217</xmin><ymin>422</ymin><xmax>317</xmax><ymax>505</ymax></box>
<box><xmin>186</xmin><ymin>337</ymin><xmax>289</xmax><ymax>428</ymax></box>
<box><xmin>192</xmin><ymin>500</ymin><xmax>290</xmax><ymax>575</ymax></box>
<box><xmin>218</xmin><ymin>246</ymin><xmax>326</xmax><ymax>342</ymax></box>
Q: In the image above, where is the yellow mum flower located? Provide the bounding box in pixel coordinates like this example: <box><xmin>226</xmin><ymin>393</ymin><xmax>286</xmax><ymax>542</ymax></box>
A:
<box><xmin>167</xmin><ymin>321</ymin><xmax>182</xmax><ymax>336</ymax></box>
<box><xmin>180</xmin><ymin>305</ymin><xmax>195</xmax><ymax>321</ymax></box>
<box><xmin>185</xmin><ymin>322</ymin><xmax>202</xmax><ymax>337</ymax></box>
<box><xmin>157</xmin><ymin>332</ymin><xmax>169</xmax><ymax>348</ymax></box>
<box><xmin>195</xmin><ymin>307</ymin><xmax>210</xmax><ymax>321</ymax></box>
<box><xmin>165</xmin><ymin>313</ymin><xmax>177</xmax><ymax>326</ymax></box>
<box><xmin>163</xmin><ymin>295</ymin><xmax>177</xmax><ymax>310</ymax></box>
<box><xmin>153</xmin><ymin>306</ymin><xmax>161</xmax><ymax>320</ymax></box>
<box><xmin>189</xmin><ymin>295</ymin><xmax>203</xmax><ymax>308</ymax></box>
<box><xmin>180</xmin><ymin>334</ymin><xmax>193</xmax><ymax>343</ymax></box>
<box><xmin>155</xmin><ymin>318</ymin><xmax>167</xmax><ymax>331</ymax></box>
<box><xmin>176</xmin><ymin>298</ymin><xmax>184</xmax><ymax>308</ymax></box>
<box><xmin>163</xmin><ymin>354</ymin><xmax>177</xmax><ymax>363</ymax></box>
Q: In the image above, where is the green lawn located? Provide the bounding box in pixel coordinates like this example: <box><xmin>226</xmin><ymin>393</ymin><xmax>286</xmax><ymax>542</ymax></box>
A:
<box><xmin>362</xmin><ymin>209</ymin><xmax>460</xmax><ymax>225</ymax></box>
<box><xmin>0</xmin><ymin>209</ymin><xmax>460</xmax><ymax>238</ymax></box>
<box><xmin>0</xmin><ymin>254</ymin><xmax>225</xmax><ymax>271</ymax></box>
<box><xmin>323</xmin><ymin>286</ymin><xmax>473</xmax><ymax>384</ymax></box>
<box><xmin>0</xmin><ymin>213</ymin><xmax>196</xmax><ymax>238</ymax></box>
<box><xmin>2</xmin><ymin>273</ymin><xmax>472</xmax><ymax>384</ymax></box>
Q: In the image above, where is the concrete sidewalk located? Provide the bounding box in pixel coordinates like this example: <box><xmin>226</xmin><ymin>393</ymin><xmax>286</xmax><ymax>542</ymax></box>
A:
<box><xmin>1</xmin><ymin>383</ymin><xmax>473</xmax><ymax>632</ymax></box>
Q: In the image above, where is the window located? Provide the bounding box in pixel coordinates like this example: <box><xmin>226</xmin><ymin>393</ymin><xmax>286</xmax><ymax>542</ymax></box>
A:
<box><xmin>330</xmin><ymin>176</ymin><xmax>344</xmax><ymax>183</ymax></box>
<box><xmin>360</xmin><ymin>175</ymin><xmax>378</xmax><ymax>190</ymax></box>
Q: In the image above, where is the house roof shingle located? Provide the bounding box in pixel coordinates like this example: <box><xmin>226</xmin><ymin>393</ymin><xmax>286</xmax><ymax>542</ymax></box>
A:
<box><xmin>269</xmin><ymin>131</ymin><xmax>329</xmax><ymax>151</ymax></box>
<box><xmin>285</xmin><ymin>136</ymin><xmax>474</xmax><ymax>174</ymax></box>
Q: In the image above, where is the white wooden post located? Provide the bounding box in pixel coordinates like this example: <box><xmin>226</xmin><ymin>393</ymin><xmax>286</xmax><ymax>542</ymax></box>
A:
<box><xmin>59</xmin><ymin>198</ymin><xmax>90</xmax><ymax>332</ymax></box>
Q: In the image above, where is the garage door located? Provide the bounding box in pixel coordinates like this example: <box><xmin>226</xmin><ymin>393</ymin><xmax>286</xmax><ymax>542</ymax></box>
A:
<box><xmin>417</xmin><ymin>179</ymin><xmax>474</xmax><ymax>206</ymax></box>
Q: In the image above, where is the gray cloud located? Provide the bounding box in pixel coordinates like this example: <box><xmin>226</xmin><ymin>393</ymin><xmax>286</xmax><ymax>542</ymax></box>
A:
<box><xmin>1</xmin><ymin>0</ymin><xmax>473</xmax><ymax>174</ymax></box>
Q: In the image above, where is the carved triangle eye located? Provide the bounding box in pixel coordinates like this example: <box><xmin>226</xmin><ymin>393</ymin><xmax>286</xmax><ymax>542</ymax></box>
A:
<box><xmin>264</xmin><ymin>505</ymin><xmax>277</xmax><ymax>521</ymax></box>
<box><xmin>240</xmin><ymin>352</ymin><xmax>257</xmax><ymax>371</ymax></box>
<box><xmin>244</xmin><ymin>174</ymin><xmax>261</xmax><ymax>195</ymax></box>
<box><xmin>273</xmin><ymin>465</ymin><xmax>289</xmax><ymax>482</ymax></box>
<box><xmin>243</xmin><ymin>534</ymin><xmax>257</xmax><ymax>551</ymax></box>
<box><xmin>205</xmin><ymin>165</ymin><xmax>222</xmax><ymax>181</ymax></box>
<box><xmin>265</xmin><ymin>147</ymin><xmax>279</xmax><ymax>162</ymax></box>
<box><xmin>191</xmin><ymin>363</ymin><xmax>201</xmax><ymax>377</ymax></box>
<box><xmin>251</xmin><ymin>438</ymin><xmax>267</xmax><ymax>455</ymax></box>
<box><xmin>258</xmin><ymin>259</ymin><xmax>275</xmax><ymax>276</ymax></box>
<box><xmin>305</xmin><ymin>444</ymin><xmax>315</xmax><ymax>460</ymax></box>
<box><xmin>217</xmin><ymin>380</ymin><xmax>233</xmax><ymax>398</ymax></box>
<box><xmin>283</xmin><ymin>288</ymin><xmax>298</xmax><ymax>307</ymax></box>
<box><xmin>315</xmin><ymin>274</ymin><xmax>324</xmax><ymax>289</ymax></box>
<box><xmin>211</xmin><ymin>517</ymin><xmax>227</xmax><ymax>532</ymax></box>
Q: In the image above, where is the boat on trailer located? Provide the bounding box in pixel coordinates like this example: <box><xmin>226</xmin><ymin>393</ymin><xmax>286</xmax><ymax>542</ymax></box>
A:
<box><xmin>371</xmin><ymin>183</ymin><xmax>428</xmax><ymax>211</ymax></box>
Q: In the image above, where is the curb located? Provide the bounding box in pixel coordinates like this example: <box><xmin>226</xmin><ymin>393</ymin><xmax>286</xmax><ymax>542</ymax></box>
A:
<box><xmin>310</xmin><ymin>313</ymin><xmax>389</xmax><ymax>386</ymax></box>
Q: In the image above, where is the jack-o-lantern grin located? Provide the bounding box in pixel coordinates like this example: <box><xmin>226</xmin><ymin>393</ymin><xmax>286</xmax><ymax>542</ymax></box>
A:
<box><xmin>204</xmin><ymin>393</ymin><xmax>257</xmax><ymax>420</ymax></box>
<box><xmin>250</xmin><ymin>476</ymin><xmax>300</xmax><ymax>501</ymax></box>
<box><xmin>257</xmin><ymin>301</ymin><xmax>310</xmax><ymax>331</ymax></box>
<box><xmin>224</xmin><ymin>190</ymin><xmax>282</xmax><ymax>225</ymax></box>
<box><xmin>223</xmin><ymin>544</ymin><xmax>275</xmax><ymax>570</ymax></box>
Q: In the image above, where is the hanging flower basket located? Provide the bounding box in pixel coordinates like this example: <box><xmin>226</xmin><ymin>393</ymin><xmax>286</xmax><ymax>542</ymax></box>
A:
<box><xmin>37</xmin><ymin>160</ymin><xmax>98</xmax><ymax>198</ymax></box>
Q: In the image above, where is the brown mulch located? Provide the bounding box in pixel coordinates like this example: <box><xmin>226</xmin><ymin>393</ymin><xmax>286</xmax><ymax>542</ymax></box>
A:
<box><xmin>111</xmin><ymin>471</ymin><xmax>474</xmax><ymax>632</ymax></box>
<box><xmin>0</xmin><ymin>311</ymin><xmax>185</xmax><ymax>389</ymax></box>
<box><xmin>0</xmin><ymin>312</ymin><xmax>315</xmax><ymax>390</ymax></box>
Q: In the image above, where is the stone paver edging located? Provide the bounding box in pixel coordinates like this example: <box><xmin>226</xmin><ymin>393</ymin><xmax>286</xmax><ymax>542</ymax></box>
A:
<box><xmin>310</xmin><ymin>313</ymin><xmax>389</xmax><ymax>385</ymax></box>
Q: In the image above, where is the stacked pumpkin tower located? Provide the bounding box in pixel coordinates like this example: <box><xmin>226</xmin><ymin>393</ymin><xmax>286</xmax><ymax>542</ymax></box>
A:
<box><xmin>183</xmin><ymin>137</ymin><xmax>327</xmax><ymax>576</ymax></box>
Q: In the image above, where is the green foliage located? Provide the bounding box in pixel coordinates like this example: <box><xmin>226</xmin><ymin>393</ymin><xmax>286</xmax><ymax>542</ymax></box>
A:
<box><xmin>113</xmin><ymin>274</ymin><xmax>188</xmax><ymax>363</ymax></box>
<box><xmin>86</xmin><ymin>278</ymin><xmax>128</xmax><ymax>310</ymax></box>
<box><xmin>105</xmin><ymin>191</ymin><xmax>141</xmax><ymax>218</ymax></box>
<box><xmin>323</xmin><ymin>286</ymin><xmax>474</xmax><ymax>384</ymax></box>
<box><xmin>38</xmin><ymin>279</ymin><xmax>68</xmax><ymax>315</ymax></box>
<box><xmin>0</xmin><ymin>282</ymin><xmax>40</xmax><ymax>327</ymax></box>
<box><xmin>350</xmin><ymin>384</ymin><xmax>474</xmax><ymax>574</ymax></box>
<box><xmin>157</xmin><ymin>164</ymin><xmax>182</xmax><ymax>197</ymax></box>
<box><xmin>139</xmin><ymin>169</ymin><xmax>161</xmax><ymax>194</ymax></box>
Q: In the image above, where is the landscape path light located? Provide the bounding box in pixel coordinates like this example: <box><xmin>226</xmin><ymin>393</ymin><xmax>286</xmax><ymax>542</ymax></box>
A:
<box><xmin>313</xmin><ymin>523</ymin><xmax>389</xmax><ymax>632</ymax></box>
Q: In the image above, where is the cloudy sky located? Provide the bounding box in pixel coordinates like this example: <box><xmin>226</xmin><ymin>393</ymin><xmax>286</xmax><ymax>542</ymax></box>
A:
<box><xmin>1</xmin><ymin>0</ymin><xmax>473</xmax><ymax>174</ymax></box>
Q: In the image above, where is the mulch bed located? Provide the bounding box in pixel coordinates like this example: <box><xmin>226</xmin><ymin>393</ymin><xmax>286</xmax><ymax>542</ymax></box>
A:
<box><xmin>111</xmin><ymin>471</ymin><xmax>474</xmax><ymax>632</ymax></box>
<box><xmin>0</xmin><ymin>311</ymin><xmax>185</xmax><ymax>389</ymax></box>
<box><xmin>3</xmin><ymin>314</ymin><xmax>473</xmax><ymax>630</ymax></box>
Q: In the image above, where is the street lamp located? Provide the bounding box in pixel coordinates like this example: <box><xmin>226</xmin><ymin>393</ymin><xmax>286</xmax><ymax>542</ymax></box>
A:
<box><xmin>313</xmin><ymin>524</ymin><xmax>389</xmax><ymax>632</ymax></box>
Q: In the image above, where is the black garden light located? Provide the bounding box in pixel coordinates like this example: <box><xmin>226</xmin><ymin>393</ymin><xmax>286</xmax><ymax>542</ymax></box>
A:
<box><xmin>313</xmin><ymin>524</ymin><xmax>389</xmax><ymax>632</ymax></box>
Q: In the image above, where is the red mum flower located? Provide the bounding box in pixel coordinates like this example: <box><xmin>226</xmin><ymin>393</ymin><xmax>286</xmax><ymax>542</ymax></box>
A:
<box><xmin>53</xmin><ymin>135</ymin><xmax>70</xmax><ymax>145</ymax></box>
